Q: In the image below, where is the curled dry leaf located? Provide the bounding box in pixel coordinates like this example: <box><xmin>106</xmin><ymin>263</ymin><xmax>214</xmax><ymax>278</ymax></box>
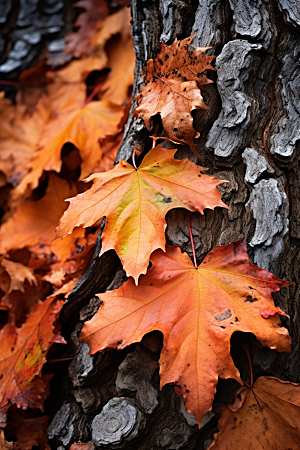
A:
<box><xmin>56</xmin><ymin>145</ymin><xmax>228</xmax><ymax>283</ymax></box>
<box><xmin>0</xmin><ymin>258</ymin><xmax>37</xmax><ymax>294</ymax></box>
<box><xmin>80</xmin><ymin>241</ymin><xmax>292</xmax><ymax>425</ymax></box>
<box><xmin>134</xmin><ymin>34</ymin><xmax>215</xmax><ymax>153</ymax></box>
<box><xmin>209</xmin><ymin>376</ymin><xmax>300</xmax><ymax>450</ymax></box>
<box><xmin>0</xmin><ymin>296</ymin><xmax>64</xmax><ymax>410</ymax></box>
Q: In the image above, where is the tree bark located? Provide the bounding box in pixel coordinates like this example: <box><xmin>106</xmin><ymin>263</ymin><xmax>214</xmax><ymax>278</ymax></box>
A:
<box><xmin>21</xmin><ymin>0</ymin><xmax>299</xmax><ymax>448</ymax></box>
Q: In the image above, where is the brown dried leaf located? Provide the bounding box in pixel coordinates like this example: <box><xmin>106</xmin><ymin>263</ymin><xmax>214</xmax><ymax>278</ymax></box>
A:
<box><xmin>0</xmin><ymin>259</ymin><xmax>37</xmax><ymax>294</ymax></box>
<box><xmin>209</xmin><ymin>377</ymin><xmax>300</xmax><ymax>449</ymax></box>
<box><xmin>134</xmin><ymin>34</ymin><xmax>215</xmax><ymax>153</ymax></box>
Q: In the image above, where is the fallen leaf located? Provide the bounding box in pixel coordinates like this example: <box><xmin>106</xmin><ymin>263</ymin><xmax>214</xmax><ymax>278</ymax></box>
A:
<box><xmin>134</xmin><ymin>34</ymin><xmax>214</xmax><ymax>153</ymax></box>
<box><xmin>17</xmin><ymin>62</ymin><xmax>48</xmax><ymax>113</ymax></box>
<box><xmin>0</xmin><ymin>296</ymin><xmax>64</xmax><ymax>410</ymax></box>
<box><xmin>56</xmin><ymin>145</ymin><xmax>228</xmax><ymax>283</ymax></box>
<box><xmin>59</xmin><ymin>7</ymin><xmax>133</xmax><ymax>84</ymax></box>
<box><xmin>1</xmin><ymin>275</ymin><xmax>51</xmax><ymax>327</ymax></box>
<box><xmin>81</xmin><ymin>241</ymin><xmax>291</xmax><ymax>426</ymax></box>
<box><xmin>0</xmin><ymin>174</ymin><xmax>82</xmax><ymax>263</ymax></box>
<box><xmin>65</xmin><ymin>0</ymin><xmax>109</xmax><ymax>58</ymax></box>
<box><xmin>93</xmin><ymin>131</ymin><xmax>124</xmax><ymax>173</ymax></box>
<box><xmin>100</xmin><ymin>8</ymin><xmax>135</xmax><ymax>105</ymax></box>
<box><xmin>1</xmin><ymin>259</ymin><xmax>37</xmax><ymax>293</ymax></box>
<box><xmin>0</xmin><ymin>93</ymin><xmax>50</xmax><ymax>186</ymax></box>
<box><xmin>208</xmin><ymin>377</ymin><xmax>300</xmax><ymax>450</ymax></box>
<box><xmin>13</xmin><ymin>84</ymin><xmax>125</xmax><ymax>197</ymax></box>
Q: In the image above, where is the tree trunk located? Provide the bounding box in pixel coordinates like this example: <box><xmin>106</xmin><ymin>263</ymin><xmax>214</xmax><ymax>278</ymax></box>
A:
<box><xmin>45</xmin><ymin>1</ymin><xmax>300</xmax><ymax>449</ymax></box>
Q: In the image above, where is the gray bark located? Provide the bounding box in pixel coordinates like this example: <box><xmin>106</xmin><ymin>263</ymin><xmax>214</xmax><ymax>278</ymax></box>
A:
<box><xmin>45</xmin><ymin>0</ymin><xmax>300</xmax><ymax>449</ymax></box>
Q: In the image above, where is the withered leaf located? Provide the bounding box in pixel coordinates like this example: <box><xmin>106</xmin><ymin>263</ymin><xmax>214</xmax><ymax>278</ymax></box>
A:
<box><xmin>0</xmin><ymin>297</ymin><xmax>64</xmax><ymax>410</ymax></box>
<box><xmin>209</xmin><ymin>377</ymin><xmax>300</xmax><ymax>450</ymax></box>
<box><xmin>134</xmin><ymin>34</ymin><xmax>215</xmax><ymax>153</ymax></box>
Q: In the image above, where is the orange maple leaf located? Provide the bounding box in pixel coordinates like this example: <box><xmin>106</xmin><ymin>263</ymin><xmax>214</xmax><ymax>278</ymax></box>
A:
<box><xmin>0</xmin><ymin>296</ymin><xmax>63</xmax><ymax>410</ymax></box>
<box><xmin>80</xmin><ymin>242</ymin><xmax>292</xmax><ymax>426</ymax></box>
<box><xmin>13</xmin><ymin>83</ymin><xmax>124</xmax><ymax>198</ymax></box>
<box><xmin>56</xmin><ymin>145</ymin><xmax>228</xmax><ymax>283</ymax></box>
<box><xmin>134</xmin><ymin>34</ymin><xmax>215</xmax><ymax>153</ymax></box>
<box><xmin>209</xmin><ymin>376</ymin><xmax>300</xmax><ymax>449</ymax></box>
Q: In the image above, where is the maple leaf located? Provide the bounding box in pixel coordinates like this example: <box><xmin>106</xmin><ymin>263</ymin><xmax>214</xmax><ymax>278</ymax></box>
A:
<box><xmin>0</xmin><ymin>296</ymin><xmax>64</xmax><ymax>410</ymax></box>
<box><xmin>134</xmin><ymin>34</ymin><xmax>215</xmax><ymax>153</ymax></box>
<box><xmin>56</xmin><ymin>145</ymin><xmax>228</xmax><ymax>283</ymax></box>
<box><xmin>80</xmin><ymin>241</ymin><xmax>292</xmax><ymax>426</ymax></box>
<box><xmin>208</xmin><ymin>376</ymin><xmax>300</xmax><ymax>449</ymax></box>
<box><xmin>13</xmin><ymin>83</ymin><xmax>124</xmax><ymax>198</ymax></box>
<box><xmin>0</xmin><ymin>174</ymin><xmax>84</xmax><ymax>263</ymax></box>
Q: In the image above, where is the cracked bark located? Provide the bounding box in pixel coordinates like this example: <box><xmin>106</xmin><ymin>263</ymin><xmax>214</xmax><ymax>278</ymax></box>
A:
<box><xmin>4</xmin><ymin>0</ymin><xmax>299</xmax><ymax>448</ymax></box>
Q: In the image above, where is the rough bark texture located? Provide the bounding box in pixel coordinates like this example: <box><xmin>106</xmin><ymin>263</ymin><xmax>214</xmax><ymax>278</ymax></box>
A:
<box><xmin>2</xmin><ymin>0</ymin><xmax>300</xmax><ymax>449</ymax></box>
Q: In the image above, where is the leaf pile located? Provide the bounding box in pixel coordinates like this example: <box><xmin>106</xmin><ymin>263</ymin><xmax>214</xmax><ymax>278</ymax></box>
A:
<box><xmin>0</xmin><ymin>2</ymin><xmax>135</xmax><ymax>448</ymax></box>
<box><xmin>0</xmin><ymin>3</ymin><xmax>296</xmax><ymax>449</ymax></box>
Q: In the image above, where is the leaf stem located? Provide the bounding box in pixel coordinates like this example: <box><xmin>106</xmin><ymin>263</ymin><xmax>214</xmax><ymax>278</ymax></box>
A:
<box><xmin>82</xmin><ymin>81</ymin><xmax>105</xmax><ymax>108</ymax></box>
<box><xmin>243</xmin><ymin>343</ymin><xmax>253</xmax><ymax>387</ymax></box>
<box><xmin>187</xmin><ymin>212</ymin><xmax>197</xmax><ymax>268</ymax></box>
<box><xmin>152</xmin><ymin>122</ymin><xmax>159</xmax><ymax>148</ymax></box>
<box><xmin>132</xmin><ymin>146</ymin><xmax>142</xmax><ymax>169</ymax></box>
<box><xmin>149</xmin><ymin>135</ymin><xmax>184</xmax><ymax>145</ymax></box>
